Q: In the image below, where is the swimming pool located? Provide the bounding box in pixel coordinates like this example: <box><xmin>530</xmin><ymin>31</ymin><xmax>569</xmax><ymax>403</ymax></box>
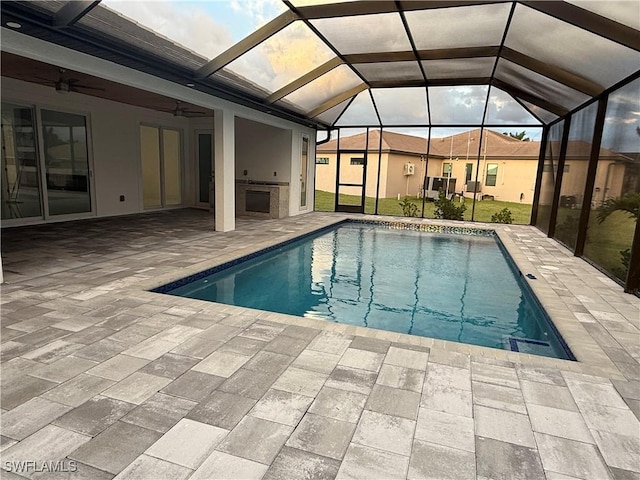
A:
<box><xmin>156</xmin><ymin>221</ymin><xmax>573</xmax><ymax>360</ymax></box>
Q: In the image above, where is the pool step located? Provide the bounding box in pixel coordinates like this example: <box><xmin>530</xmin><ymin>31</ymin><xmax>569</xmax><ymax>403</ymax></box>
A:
<box><xmin>502</xmin><ymin>336</ymin><xmax>555</xmax><ymax>356</ymax></box>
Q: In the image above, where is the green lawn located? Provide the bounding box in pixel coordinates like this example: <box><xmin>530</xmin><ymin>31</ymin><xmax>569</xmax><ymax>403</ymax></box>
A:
<box><xmin>314</xmin><ymin>190</ymin><xmax>533</xmax><ymax>224</ymax></box>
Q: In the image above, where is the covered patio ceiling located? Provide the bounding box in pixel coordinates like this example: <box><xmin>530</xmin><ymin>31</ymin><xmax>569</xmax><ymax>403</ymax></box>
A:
<box><xmin>2</xmin><ymin>1</ymin><xmax>639</xmax><ymax>129</ymax></box>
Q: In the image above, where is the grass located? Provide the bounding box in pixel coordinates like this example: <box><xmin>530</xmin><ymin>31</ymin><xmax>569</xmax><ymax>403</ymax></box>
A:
<box><xmin>314</xmin><ymin>190</ymin><xmax>533</xmax><ymax>224</ymax></box>
<box><xmin>583</xmin><ymin>210</ymin><xmax>635</xmax><ymax>281</ymax></box>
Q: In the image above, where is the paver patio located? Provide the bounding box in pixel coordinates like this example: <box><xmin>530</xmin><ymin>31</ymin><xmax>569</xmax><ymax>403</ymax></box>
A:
<box><xmin>1</xmin><ymin>209</ymin><xmax>639</xmax><ymax>479</ymax></box>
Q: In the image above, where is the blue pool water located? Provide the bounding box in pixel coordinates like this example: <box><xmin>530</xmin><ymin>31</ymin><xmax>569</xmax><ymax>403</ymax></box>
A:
<box><xmin>159</xmin><ymin>223</ymin><xmax>573</xmax><ymax>360</ymax></box>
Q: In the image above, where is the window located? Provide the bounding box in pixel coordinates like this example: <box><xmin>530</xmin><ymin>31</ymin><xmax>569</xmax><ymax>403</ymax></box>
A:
<box><xmin>543</xmin><ymin>164</ymin><xmax>570</xmax><ymax>173</ymax></box>
<box><xmin>465</xmin><ymin>163</ymin><xmax>473</xmax><ymax>183</ymax></box>
<box><xmin>486</xmin><ymin>163</ymin><xmax>498</xmax><ymax>186</ymax></box>
<box><xmin>316</xmin><ymin>157</ymin><xmax>329</xmax><ymax>165</ymax></box>
<box><xmin>442</xmin><ymin>162</ymin><xmax>452</xmax><ymax>177</ymax></box>
<box><xmin>350</xmin><ymin>157</ymin><xmax>365</xmax><ymax>166</ymax></box>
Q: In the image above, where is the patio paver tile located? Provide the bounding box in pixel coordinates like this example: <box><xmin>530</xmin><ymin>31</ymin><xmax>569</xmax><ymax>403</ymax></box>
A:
<box><xmin>1</xmin><ymin>397</ymin><xmax>72</xmax><ymax>440</ymax></box>
<box><xmin>336</xmin><ymin>443</ymin><xmax>408</xmax><ymax>480</ymax></box>
<box><xmin>421</xmin><ymin>383</ymin><xmax>472</xmax><ymax>417</ymax></box>
<box><xmin>249</xmin><ymin>388</ymin><xmax>313</xmax><ymax>427</ymax></box>
<box><xmin>86</xmin><ymin>354</ymin><xmax>150</xmax><ymax>382</ymax></box>
<box><xmin>472</xmin><ymin>363</ymin><xmax>520</xmax><ymax>389</ymax></box>
<box><xmin>415</xmin><ymin>407</ymin><xmax>475</xmax><ymax>452</ymax></box>
<box><xmin>263</xmin><ymin>447</ymin><xmax>340</xmax><ymax>480</ymax></box>
<box><xmin>139</xmin><ymin>353</ymin><xmax>199</xmax><ymax>379</ymax></box>
<box><xmin>286</xmin><ymin>413</ymin><xmax>356</xmax><ymax>460</ymax></box>
<box><xmin>474</xmin><ymin>405</ymin><xmax>536</xmax><ymax>448</ymax></box>
<box><xmin>69</xmin><ymin>421</ymin><xmax>162</xmax><ymax>475</ymax></box>
<box><xmin>187</xmin><ymin>391</ymin><xmax>256</xmax><ymax>430</ymax></box>
<box><xmin>349</xmin><ymin>336</ymin><xmax>391</xmax><ymax>354</ymax></box>
<box><xmin>263</xmin><ymin>335</ymin><xmax>312</xmax><ymax>357</ymax></box>
<box><xmin>1</xmin><ymin>376</ymin><xmax>58</xmax><ymax>410</ymax></box>
<box><xmin>475</xmin><ymin>436</ymin><xmax>545</xmax><ymax>480</ymax></box>
<box><xmin>28</xmin><ymin>356</ymin><xmax>98</xmax><ymax>384</ymax></box>
<box><xmin>41</xmin><ymin>374</ymin><xmax>115</xmax><ymax>407</ymax></box>
<box><xmin>111</xmin><ymin>454</ymin><xmax>191</xmax><ymax>480</ymax></box>
<box><xmin>472</xmin><ymin>381</ymin><xmax>527</xmax><ymax>414</ymax></box>
<box><xmin>425</xmin><ymin>363</ymin><xmax>471</xmax><ymax>391</ymax></box>
<box><xmin>219</xmin><ymin>368</ymin><xmax>280</xmax><ymax>400</ymax></box>
<box><xmin>520</xmin><ymin>380</ymin><xmax>579</xmax><ymax>411</ymax></box>
<box><xmin>376</xmin><ymin>364</ymin><xmax>424</xmax><ymax>393</ymax></box>
<box><xmin>591</xmin><ymin>429</ymin><xmax>640</xmax><ymax>473</ymax></box>
<box><xmin>102</xmin><ymin>372</ymin><xmax>171</xmax><ymax>405</ymax></box>
<box><xmin>54</xmin><ymin>395</ymin><xmax>136</xmax><ymax>436</ymax></box>
<box><xmin>408</xmin><ymin>440</ymin><xmax>475</xmax><ymax>480</ymax></box>
<box><xmin>385</xmin><ymin>346</ymin><xmax>428</xmax><ymax>371</ymax></box>
<box><xmin>325</xmin><ymin>366</ymin><xmax>377</xmax><ymax>395</ymax></box>
<box><xmin>145</xmin><ymin>418</ymin><xmax>228</xmax><ymax>469</ymax></box>
<box><xmin>160</xmin><ymin>371</ymin><xmax>225</xmax><ymax>402</ymax></box>
<box><xmin>308</xmin><ymin>386</ymin><xmax>367</xmax><ymax>423</ymax></box>
<box><xmin>216</xmin><ymin>416</ymin><xmax>293</xmax><ymax>465</ymax></box>
<box><xmin>120</xmin><ymin>393</ymin><xmax>197</xmax><ymax>433</ymax></box>
<box><xmin>2</xmin><ymin>425</ymin><xmax>91</xmax><ymax>471</ymax></box>
<box><xmin>243</xmin><ymin>351</ymin><xmax>294</xmax><ymax>376</ymax></box>
<box><xmin>271</xmin><ymin>367</ymin><xmax>328</xmax><ymax>397</ymax></box>
<box><xmin>191</xmin><ymin>451</ymin><xmax>268</xmax><ymax>480</ymax></box>
<box><xmin>351</xmin><ymin>410</ymin><xmax>415</xmax><ymax>456</ymax></box>
<box><xmin>365</xmin><ymin>384</ymin><xmax>420</xmax><ymax>420</ymax></box>
<box><xmin>534</xmin><ymin>432</ymin><xmax>613</xmax><ymax>480</ymax></box>
<box><xmin>338</xmin><ymin>348</ymin><xmax>385</xmax><ymax>373</ymax></box>
<box><xmin>527</xmin><ymin>403</ymin><xmax>594</xmax><ymax>444</ymax></box>
<box><xmin>292</xmin><ymin>350</ymin><xmax>341</xmax><ymax>374</ymax></box>
<box><xmin>191</xmin><ymin>351</ymin><xmax>251</xmax><ymax>377</ymax></box>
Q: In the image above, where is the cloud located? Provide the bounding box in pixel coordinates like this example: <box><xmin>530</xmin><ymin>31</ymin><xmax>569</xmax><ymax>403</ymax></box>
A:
<box><xmin>230</xmin><ymin>0</ymin><xmax>288</xmax><ymax>28</ymax></box>
<box><xmin>486</xmin><ymin>88</ymin><xmax>540</xmax><ymax>125</ymax></box>
<box><xmin>103</xmin><ymin>0</ymin><xmax>234</xmax><ymax>59</ymax></box>
<box><xmin>228</xmin><ymin>21</ymin><xmax>335</xmax><ymax>94</ymax></box>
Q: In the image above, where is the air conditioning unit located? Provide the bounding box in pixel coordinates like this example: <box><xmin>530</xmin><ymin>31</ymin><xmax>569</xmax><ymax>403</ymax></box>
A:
<box><xmin>466</xmin><ymin>181</ymin><xmax>482</xmax><ymax>193</ymax></box>
<box><xmin>404</xmin><ymin>163</ymin><xmax>415</xmax><ymax>176</ymax></box>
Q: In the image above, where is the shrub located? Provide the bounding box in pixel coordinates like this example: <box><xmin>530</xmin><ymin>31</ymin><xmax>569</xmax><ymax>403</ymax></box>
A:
<box><xmin>491</xmin><ymin>208</ymin><xmax>513</xmax><ymax>224</ymax></box>
<box><xmin>399</xmin><ymin>197</ymin><xmax>419</xmax><ymax>217</ymax></box>
<box><xmin>433</xmin><ymin>191</ymin><xmax>466</xmax><ymax>220</ymax></box>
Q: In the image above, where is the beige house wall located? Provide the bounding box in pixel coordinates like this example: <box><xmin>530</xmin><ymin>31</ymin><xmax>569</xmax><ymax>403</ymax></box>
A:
<box><xmin>316</xmin><ymin>151</ymin><xmax>555</xmax><ymax>204</ymax></box>
<box><xmin>383</xmin><ymin>153</ymin><xmax>426</xmax><ymax>199</ymax></box>
<box><xmin>314</xmin><ymin>152</ymin><xmax>383</xmax><ymax>198</ymax></box>
<box><xmin>432</xmin><ymin>157</ymin><xmax>539</xmax><ymax>204</ymax></box>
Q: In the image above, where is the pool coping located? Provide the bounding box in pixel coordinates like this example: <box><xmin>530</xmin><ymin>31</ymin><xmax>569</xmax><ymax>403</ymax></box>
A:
<box><xmin>137</xmin><ymin>214</ymin><xmax>624</xmax><ymax>379</ymax></box>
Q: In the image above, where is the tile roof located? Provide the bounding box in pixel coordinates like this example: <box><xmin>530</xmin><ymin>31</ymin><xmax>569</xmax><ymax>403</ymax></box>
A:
<box><xmin>318</xmin><ymin>129</ymin><xmax>541</xmax><ymax>158</ymax></box>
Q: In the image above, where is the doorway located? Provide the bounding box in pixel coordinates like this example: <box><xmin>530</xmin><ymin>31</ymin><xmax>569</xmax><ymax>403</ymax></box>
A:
<box><xmin>335</xmin><ymin>149</ymin><xmax>367</xmax><ymax>213</ymax></box>
<box><xmin>140</xmin><ymin>125</ymin><xmax>182</xmax><ymax>209</ymax></box>
<box><xmin>195</xmin><ymin>130</ymin><xmax>214</xmax><ymax>211</ymax></box>
<box><xmin>1</xmin><ymin>102</ymin><xmax>93</xmax><ymax>223</ymax></box>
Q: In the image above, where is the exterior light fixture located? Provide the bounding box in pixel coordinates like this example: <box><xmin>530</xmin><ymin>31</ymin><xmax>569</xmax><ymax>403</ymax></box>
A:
<box><xmin>6</xmin><ymin>22</ymin><xmax>22</xmax><ymax>28</ymax></box>
<box><xmin>186</xmin><ymin>83</ymin><xmax>195</xmax><ymax>87</ymax></box>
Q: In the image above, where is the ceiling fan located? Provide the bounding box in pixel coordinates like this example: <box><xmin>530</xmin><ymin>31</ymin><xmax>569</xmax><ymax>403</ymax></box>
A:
<box><xmin>35</xmin><ymin>68</ymin><xmax>105</xmax><ymax>94</ymax></box>
<box><xmin>160</xmin><ymin>100</ymin><xmax>209</xmax><ymax>118</ymax></box>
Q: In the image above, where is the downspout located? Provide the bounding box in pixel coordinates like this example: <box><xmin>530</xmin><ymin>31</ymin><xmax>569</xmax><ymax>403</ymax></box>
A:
<box><xmin>316</xmin><ymin>129</ymin><xmax>332</xmax><ymax>145</ymax></box>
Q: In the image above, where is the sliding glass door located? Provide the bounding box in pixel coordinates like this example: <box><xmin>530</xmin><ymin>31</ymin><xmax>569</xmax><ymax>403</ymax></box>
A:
<box><xmin>41</xmin><ymin>109</ymin><xmax>91</xmax><ymax>216</ymax></box>
<box><xmin>1</xmin><ymin>103</ymin><xmax>93</xmax><ymax>222</ymax></box>
<box><xmin>1</xmin><ymin>103</ymin><xmax>42</xmax><ymax>220</ymax></box>
<box><xmin>140</xmin><ymin>125</ymin><xmax>182</xmax><ymax>209</ymax></box>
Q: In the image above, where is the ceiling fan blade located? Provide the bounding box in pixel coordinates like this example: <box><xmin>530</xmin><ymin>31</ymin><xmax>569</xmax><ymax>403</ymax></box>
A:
<box><xmin>72</xmin><ymin>84</ymin><xmax>106</xmax><ymax>92</ymax></box>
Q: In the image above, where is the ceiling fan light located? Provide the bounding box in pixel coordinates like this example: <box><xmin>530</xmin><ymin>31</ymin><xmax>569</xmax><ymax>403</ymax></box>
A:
<box><xmin>55</xmin><ymin>81</ymin><xmax>70</xmax><ymax>94</ymax></box>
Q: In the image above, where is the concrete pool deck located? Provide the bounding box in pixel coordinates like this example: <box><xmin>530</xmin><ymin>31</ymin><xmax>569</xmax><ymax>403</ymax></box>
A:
<box><xmin>1</xmin><ymin>208</ymin><xmax>638</xmax><ymax>479</ymax></box>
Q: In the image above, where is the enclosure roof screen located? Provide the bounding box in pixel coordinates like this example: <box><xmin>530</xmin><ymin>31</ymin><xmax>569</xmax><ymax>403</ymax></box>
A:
<box><xmin>8</xmin><ymin>0</ymin><xmax>640</xmax><ymax>128</ymax></box>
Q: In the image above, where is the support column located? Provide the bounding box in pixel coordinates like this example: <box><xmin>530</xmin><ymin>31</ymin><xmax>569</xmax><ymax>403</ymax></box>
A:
<box><xmin>214</xmin><ymin>109</ymin><xmax>235</xmax><ymax>232</ymax></box>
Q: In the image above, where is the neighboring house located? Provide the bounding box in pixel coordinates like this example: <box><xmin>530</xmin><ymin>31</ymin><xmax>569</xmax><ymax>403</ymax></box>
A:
<box><xmin>317</xmin><ymin>129</ymin><xmax>541</xmax><ymax>204</ymax></box>
<box><xmin>317</xmin><ymin>129</ymin><xmax>635</xmax><ymax>206</ymax></box>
